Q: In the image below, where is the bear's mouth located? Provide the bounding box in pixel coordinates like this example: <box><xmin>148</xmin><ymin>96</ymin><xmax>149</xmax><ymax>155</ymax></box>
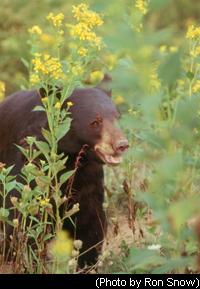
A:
<box><xmin>94</xmin><ymin>147</ymin><xmax>122</xmax><ymax>165</ymax></box>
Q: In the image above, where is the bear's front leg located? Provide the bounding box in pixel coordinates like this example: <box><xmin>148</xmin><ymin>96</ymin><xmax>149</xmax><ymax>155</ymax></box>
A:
<box><xmin>62</xmin><ymin>163</ymin><xmax>107</xmax><ymax>268</ymax></box>
<box><xmin>62</xmin><ymin>196</ymin><xmax>107</xmax><ymax>268</ymax></box>
<box><xmin>75</xmin><ymin>204</ymin><xmax>107</xmax><ymax>268</ymax></box>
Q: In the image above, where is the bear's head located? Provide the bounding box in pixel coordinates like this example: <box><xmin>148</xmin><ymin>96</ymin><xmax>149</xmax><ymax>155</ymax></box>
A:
<box><xmin>58</xmin><ymin>77</ymin><xmax>129</xmax><ymax>166</ymax></box>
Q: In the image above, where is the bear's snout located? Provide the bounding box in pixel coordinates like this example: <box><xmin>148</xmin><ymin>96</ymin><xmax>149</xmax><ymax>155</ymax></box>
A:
<box><xmin>113</xmin><ymin>138</ymin><xmax>129</xmax><ymax>154</ymax></box>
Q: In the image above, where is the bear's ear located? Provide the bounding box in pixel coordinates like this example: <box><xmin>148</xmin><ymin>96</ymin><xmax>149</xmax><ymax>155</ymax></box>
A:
<box><xmin>39</xmin><ymin>85</ymin><xmax>62</xmax><ymax>99</ymax></box>
<box><xmin>96</xmin><ymin>74</ymin><xmax>112</xmax><ymax>97</ymax></box>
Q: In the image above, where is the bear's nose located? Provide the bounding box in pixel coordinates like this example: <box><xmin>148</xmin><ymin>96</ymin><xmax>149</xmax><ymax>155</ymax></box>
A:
<box><xmin>114</xmin><ymin>139</ymin><xmax>129</xmax><ymax>154</ymax></box>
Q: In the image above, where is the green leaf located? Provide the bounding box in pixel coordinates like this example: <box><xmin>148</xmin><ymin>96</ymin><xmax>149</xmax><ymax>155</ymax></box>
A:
<box><xmin>6</xmin><ymin>181</ymin><xmax>17</xmax><ymax>193</ymax></box>
<box><xmin>0</xmin><ymin>208</ymin><xmax>9</xmax><ymax>221</ymax></box>
<box><xmin>21</xmin><ymin>57</ymin><xmax>29</xmax><ymax>69</ymax></box>
<box><xmin>42</xmin><ymin>128</ymin><xmax>52</xmax><ymax>146</ymax></box>
<box><xmin>43</xmin><ymin>233</ymin><xmax>53</xmax><ymax>242</ymax></box>
<box><xmin>37</xmin><ymin>175</ymin><xmax>51</xmax><ymax>185</ymax></box>
<box><xmin>55</xmin><ymin>119</ymin><xmax>71</xmax><ymax>141</ymax></box>
<box><xmin>5</xmin><ymin>166</ymin><xmax>15</xmax><ymax>176</ymax></box>
<box><xmin>35</xmin><ymin>141</ymin><xmax>50</xmax><ymax>157</ymax></box>
<box><xmin>158</xmin><ymin>51</ymin><xmax>182</xmax><ymax>86</ymax></box>
<box><xmin>15</xmin><ymin>144</ymin><xmax>29</xmax><ymax>159</ymax></box>
<box><xmin>60</xmin><ymin>170</ymin><xmax>75</xmax><ymax>185</ymax></box>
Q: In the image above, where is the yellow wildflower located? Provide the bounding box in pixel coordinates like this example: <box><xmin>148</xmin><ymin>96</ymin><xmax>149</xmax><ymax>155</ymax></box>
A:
<box><xmin>114</xmin><ymin>95</ymin><xmax>125</xmax><ymax>105</ymax></box>
<box><xmin>47</xmin><ymin>12</ymin><xmax>64</xmax><ymax>28</ymax></box>
<box><xmin>50</xmin><ymin>231</ymin><xmax>73</xmax><ymax>258</ymax></box>
<box><xmin>40</xmin><ymin>198</ymin><xmax>50</xmax><ymax>207</ymax></box>
<box><xmin>159</xmin><ymin>45</ymin><xmax>167</xmax><ymax>53</ymax></box>
<box><xmin>190</xmin><ymin>46</ymin><xmax>200</xmax><ymax>57</ymax></box>
<box><xmin>69</xmin><ymin>22</ymin><xmax>103</xmax><ymax>49</ymax></box>
<box><xmin>0</xmin><ymin>81</ymin><xmax>5</xmax><ymax>101</ymax></box>
<box><xmin>67</xmin><ymin>101</ymin><xmax>73</xmax><ymax>108</ymax></box>
<box><xmin>186</xmin><ymin>25</ymin><xmax>200</xmax><ymax>39</ymax></box>
<box><xmin>192</xmin><ymin>80</ymin><xmax>200</xmax><ymax>93</ymax></box>
<box><xmin>104</xmin><ymin>54</ymin><xmax>117</xmax><ymax>70</ymax></box>
<box><xmin>42</xmin><ymin>97</ymin><xmax>48</xmax><ymax>104</ymax></box>
<box><xmin>169</xmin><ymin>46</ymin><xmax>178</xmax><ymax>53</ymax></box>
<box><xmin>40</xmin><ymin>33</ymin><xmax>55</xmax><ymax>45</ymax></box>
<box><xmin>128</xmin><ymin>108</ymin><xmax>135</xmax><ymax>115</ymax></box>
<box><xmin>30</xmin><ymin>73</ymin><xmax>40</xmax><ymax>85</ymax></box>
<box><xmin>78</xmin><ymin>47</ymin><xmax>88</xmax><ymax>57</ymax></box>
<box><xmin>55</xmin><ymin>102</ymin><xmax>61</xmax><ymax>109</ymax></box>
<box><xmin>72</xmin><ymin>4</ymin><xmax>103</xmax><ymax>28</ymax></box>
<box><xmin>32</xmin><ymin>53</ymin><xmax>64</xmax><ymax>80</ymax></box>
<box><xmin>28</xmin><ymin>25</ymin><xmax>42</xmax><ymax>35</ymax></box>
<box><xmin>33</xmin><ymin>52</ymin><xmax>42</xmax><ymax>58</ymax></box>
<box><xmin>135</xmin><ymin>0</ymin><xmax>149</xmax><ymax>15</ymax></box>
<box><xmin>59</xmin><ymin>29</ymin><xmax>64</xmax><ymax>36</ymax></box>
<box><xmin>69</xmin><ymin>4</ymin><xmax>104</xmax><ymax>50</ymax></box>
<box><xmin>90</xmin><ymin>70</ymin><xmax>104</xmax><ymax>83</ymax></box>
<box><xmin>44</xmin><ymin>54</ymin><xmax>50</xmax><ymax>61</ymax></box>
<box><xmin>177</xmin><ymin>79</ymin><xmax>185</xmax><ymax>87</ymax></box>
<box><xmin>71</xmin><ymin>64</ymin><xmax>84</xmax><ymax>76</ymax></box>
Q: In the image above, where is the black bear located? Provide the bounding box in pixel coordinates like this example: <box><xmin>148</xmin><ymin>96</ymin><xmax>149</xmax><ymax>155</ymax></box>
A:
<box><xmin>0</xmin><ymin>77</ymin><xmax>128</xmax><ymax>267</ymax></box>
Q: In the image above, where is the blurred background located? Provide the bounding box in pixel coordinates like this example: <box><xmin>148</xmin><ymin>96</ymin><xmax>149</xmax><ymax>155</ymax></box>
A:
<box><xmin>0</xmin><ymin>0</ymin><xmax>199</xmax><ymax>94</ymax></box>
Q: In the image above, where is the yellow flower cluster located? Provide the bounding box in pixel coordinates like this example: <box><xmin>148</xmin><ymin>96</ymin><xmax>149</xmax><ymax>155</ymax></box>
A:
<box><xmin>28</xmin><ymin>25</ymin><xmax>42</xmax><ymax>35</ymax></box>
<box><xmin>31</xmin><ymin>53</ymin><xmax>64</xmax><ymax>83</ymax></box>
<box><xmin>72</xmin><ymin>4</ymin><xmax>103</xmax><ymax>28</ymax></box>
<box><xmin>30</xmin><ymin>73</ymin><xmax>40</xmax><ymax>85</ymax></box>
<box><xmin>135</xmin><ymin>0</ymin><xmax>149</xmax><ymax>15</ymax></box>
<box><xmin>78</xmin><ymin>47</ymin><xmax>88</xmax><ymax>57</ymax></box>
<box><xmin>71</xmin><ymin>64</ymin><xmax>84</xmax><ymax>76</ymax></box>
<box><xmin>70</xmin><ymin>23</ymin><xmax>102</xmax><ymax>49</ymax></box>
<box><xmin>0</xmin><ymin>81</ymin><xmax>5</xmax><ymax>101</ymax></box>
<box><xmin>69</xmin><ymin>4</ymin><xmax>103</xmax><ymax>50</ymax></box>
<box><xmin>192</xmin><ymin>80</ymin><xmax>200</xmax><ymax>93</ymax></box>
<box><xmin>50</xmin><ymin>231</ymin><xmax>73</xmax><ymax>258</ymax></box>
<box><xmin>186</xmin><ymin>25</ymin><xmax>200</xmax><ymax>39</ymax></box>
<box><xmin>47</xmin><ymin>12</ymin><xmax>64</xmax><ymax>28</ymax></box>
<box><xmin>190</xmin><ymin>46</ymin><xmax>200</xmax><ymax>57</ymax></box>
<box><xmin>40</xmin><ymin>33</ymin><xmax>55</xmax><ymax>45</ymax></box>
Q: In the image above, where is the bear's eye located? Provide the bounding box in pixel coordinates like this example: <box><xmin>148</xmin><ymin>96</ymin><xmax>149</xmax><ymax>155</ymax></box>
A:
<box><xmin>90</xmin><ymin>118</ymin><xmax>102</xmax><ymax>128</ymax></box>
